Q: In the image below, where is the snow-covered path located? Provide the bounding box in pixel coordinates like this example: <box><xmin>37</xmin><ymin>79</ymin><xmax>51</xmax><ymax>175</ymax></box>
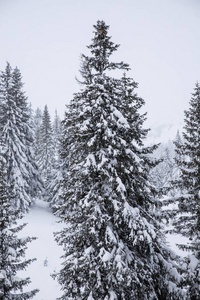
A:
<box><xmin>18</xmin><ymin>199</ymin><xmax>64</xmax><ymax>300</ymax></box>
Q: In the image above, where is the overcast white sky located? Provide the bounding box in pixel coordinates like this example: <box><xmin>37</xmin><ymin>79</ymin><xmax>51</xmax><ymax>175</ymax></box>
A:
<box><xmin>0</xmin><ymin>0</ymin><xmax>200</xmax><ymax>127</ymax></box>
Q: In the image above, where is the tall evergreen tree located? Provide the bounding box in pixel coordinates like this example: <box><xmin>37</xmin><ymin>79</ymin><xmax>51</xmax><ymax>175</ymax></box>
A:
<box><xmin>0</xmin><ymin>63</ymin><xmax>42</xmax><ymax>212</ymax></box>
<box><xmin>33</xmin><ymin>107</ymin><xmax>43</xmax><ymax>159</ymax></box>
<box><xmin>12</xmin><ymin>69</ymin><xmax>43</xmax><ymax>200</ymax></box>
<box><xmin>37</xmin><ymin>105</ymin><xmax>55</xmax><ymax>192</ymax></box>
<box><xmin>168</xmin><ymin>131</ymin><xmax>184</xmax><ymax>197</ymax></box>
<box><xmin>52</xmin><ymin>110</ymin><xmax>62</xmax><ymax>163</ymax></box>
<box><xmin>150</xmin><ymin>141</ymin><xmax>176</xmax><ymax>196</ymax></box>
<box><xmin>48</xmin><ymin>111</ymin><xmax>64</xmax><ymax>209</ymax></box>
<box><xmin>0</xmin><ymin>147</ymin><xmax>39</xmax><ymax>299</ymax></box>
<box><xmin>54</xmin><ymin>21</ymin><xmax>184</xmax><ymax>299</ymax></box>
<box><xmin>168</xmin><ymin>83</ymin><xmax>200</xmax><ymax>299</ymax></box>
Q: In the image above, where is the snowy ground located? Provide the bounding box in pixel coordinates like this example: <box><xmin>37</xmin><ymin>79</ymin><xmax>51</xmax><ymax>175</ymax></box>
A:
<box><xmin>17</xmin><ymin>199</ymin><xmax>64</xmax><ymax>300</ymax></box>
<box><xmin>17</xmin><ymin>199</ymin><xmax>189</xmax><ymax>300</ymax></box>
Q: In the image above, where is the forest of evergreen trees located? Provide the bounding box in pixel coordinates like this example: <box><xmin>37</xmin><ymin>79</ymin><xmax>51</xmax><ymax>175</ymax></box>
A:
<box><xmin>0</xmin><ymin>21</ymin><xmax>200</xmax><ymax>299</ymax></box>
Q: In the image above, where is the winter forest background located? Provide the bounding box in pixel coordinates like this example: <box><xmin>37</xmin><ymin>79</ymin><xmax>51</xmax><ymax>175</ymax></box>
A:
<box><xmin>0</xmin><ymin>1</ymin><xmax>200</xmax><ymax>299</ymax></box>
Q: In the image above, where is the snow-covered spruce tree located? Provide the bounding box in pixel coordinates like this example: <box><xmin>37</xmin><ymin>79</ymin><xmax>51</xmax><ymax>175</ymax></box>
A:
<box><xmin>150</xmin><ymin>141</ymin><xmax>177</xmax><ymax>196</ymax></box>
<box><xmin>172</xmin><ymin>130</ymin><xmax>185</xmax><ymax>191</ymax></box>
<box><xmin>37</xmin><ymin>105</ymin><xmax>55</xmax><ymax>194</ymax></box>
<box><xmin>167</xmin><ymin>131</ymin><xmax>184</xmax><ymax>197</ymax></box>
<box><xmin>52</xmin><ymin>110</ymin><xmax>62</xmax><ymax>163</ymax></box>
<box><xmin>54</xmin><ymin>21</ymin><xmax>185</xmax><ymax>299</ymax></box>
<box><xmin>48</xmin><ymin>165</ymin><xmax>64</xmax><ymax>211</ymax></box>
<box><xmin>33</xmin><ymin>107</ymin><xmax>43</xmax><ymax>159</ymax></box>
<box><xmin>167</xmin><ymin>83</ymin><xmax>200</xmax><ymax>299</ymax></box>
<box><xmin>0</xmin><ymin>147</ymin><xmax>39</xmax><ymax>299</ymax></box>
<box><xmin>48</xmin><ymin>111</ymin><xmax>64</xmax><ymax>210</ymax></box>
<box><xmin>0</xmin><ymin>63</ymin><xmax>42</xmax><ymax>213</ymax></box>
<box><xmin>12</xmin><ymin>69</ymin><xmax>43</xmax><ymax>200</ymax></box>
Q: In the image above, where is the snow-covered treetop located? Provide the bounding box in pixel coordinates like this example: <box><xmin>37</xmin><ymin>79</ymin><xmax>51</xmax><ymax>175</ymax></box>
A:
<box><xmin>79</xmin><ymin>20</ymin><xmax>130</xmax><ymax>84</ymax></box>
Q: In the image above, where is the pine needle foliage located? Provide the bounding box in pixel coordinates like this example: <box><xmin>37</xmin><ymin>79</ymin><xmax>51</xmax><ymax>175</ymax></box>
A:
<box><xmin>166</xmin><ymin>83</ymin><xmax>200</xmax><ymax>299</ymax></box>
<box><xmin>0</xmin><ymin>148</ymin><xmax>39</xmax><ymax>299</ymax></box>
<box><xmin>36</xmin><ymin>105</ymin><xmax>55</xmax><ymax>195</ymax></box>
<box><xmin>54</xmin><ymin>21</ymin><xmax>185</xmax><ymax>300</ymax></box>
<box><xmin>0</xmin><ymin>63</ymin><xmax>42</xmax><ymax>213</ymax></box>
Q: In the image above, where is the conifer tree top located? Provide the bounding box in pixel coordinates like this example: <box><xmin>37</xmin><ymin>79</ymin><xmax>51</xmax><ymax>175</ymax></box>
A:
<box><xmin>89</xmin><ymin>20</ymin><xmax>119</xmax><ymax>57</ymax></box>
<box><xmin>80</xmin><ymin>20</ymin><xmax>129</xmax><ymax>81</ymax></box>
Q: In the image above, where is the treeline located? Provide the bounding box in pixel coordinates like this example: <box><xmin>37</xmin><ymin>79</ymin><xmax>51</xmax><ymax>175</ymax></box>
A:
<box><xmin>0</xmin><ymin>63</ymin><xmax>41</xmax><ymax>298</ymax></box>
<box><xmin>32</xmin><ymin>105</ymin><xmax>62</xmax><ymax>202</ymax></box>
<box><xmin>0</xmin><ymin>20</ymin><xmax>200</xmax><ymax>299</ymax></box>
<box><xmin>0</xmin><ymin>63</ymin><xmax>62</xmax><ymax>298</ymax></box>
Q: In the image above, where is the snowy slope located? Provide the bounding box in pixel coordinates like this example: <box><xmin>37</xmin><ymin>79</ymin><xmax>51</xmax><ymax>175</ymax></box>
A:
<box><xmin>16</xmin><ymin>199</ymin><xmax>189</xmax><ymax>300</ymax></box>
<box><xmin>17</xmin><ymin>199</ymin><xmax>64</xmax><ymax>300</ymax></box>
